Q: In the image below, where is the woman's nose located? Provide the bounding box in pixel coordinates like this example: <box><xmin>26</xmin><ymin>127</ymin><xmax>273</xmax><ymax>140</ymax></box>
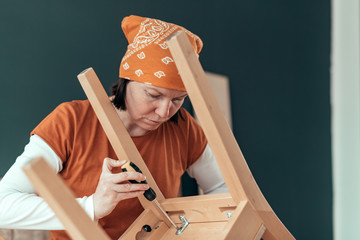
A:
<box><xmin>155</xmin><ymin>100</ymin><xmax>171</xmax><ymax>118</ymax></box>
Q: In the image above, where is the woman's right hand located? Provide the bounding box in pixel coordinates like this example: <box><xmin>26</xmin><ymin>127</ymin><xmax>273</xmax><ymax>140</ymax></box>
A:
<box><xmin>93</xmin><ymin>158</ymin><xmax>149</xmax><ymax>220</ymax></box>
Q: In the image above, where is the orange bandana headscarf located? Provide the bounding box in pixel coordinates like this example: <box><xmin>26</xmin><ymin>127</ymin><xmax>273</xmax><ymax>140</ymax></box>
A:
<box><xmin>119</xmin><ymin>15</ymin><xmax>203</xmax><ymax>92</ymax></box>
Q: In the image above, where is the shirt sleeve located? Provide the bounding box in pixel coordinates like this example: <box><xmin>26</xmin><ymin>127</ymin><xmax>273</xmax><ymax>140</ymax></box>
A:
<box><xmin>31</xmin><ymin>102</ymin><xmax>77</xmax><ymax>163</ymax></box>
<box><xmin>0</xmin><ymin>135</ymin><xmax>95</xmax><ymax>230</ymax></box>
<box><xmin>187</xmin><ymin>144</ymin><xmax>228</xmax><ymax>194</ymax></box>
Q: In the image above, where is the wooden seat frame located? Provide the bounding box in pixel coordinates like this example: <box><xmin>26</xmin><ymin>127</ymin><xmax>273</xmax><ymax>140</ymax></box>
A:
<box><xmin>23</xmin><ymin>31</ymin><xmax>294</xmax><ymax>240</ymax></box>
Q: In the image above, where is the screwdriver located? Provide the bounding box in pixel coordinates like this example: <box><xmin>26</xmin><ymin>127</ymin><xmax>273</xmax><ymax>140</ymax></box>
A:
<box><xmin>121</xmin><ymin>160</ymin><xmax>179</xmax><ymax>230</ymax></box>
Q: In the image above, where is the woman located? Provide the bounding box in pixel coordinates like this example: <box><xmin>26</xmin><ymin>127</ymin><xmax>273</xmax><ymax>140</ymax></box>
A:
<box><xmin>0</xmin><ymin>15</ymin><xmax>227</xmax><ymax>239</ymax></box>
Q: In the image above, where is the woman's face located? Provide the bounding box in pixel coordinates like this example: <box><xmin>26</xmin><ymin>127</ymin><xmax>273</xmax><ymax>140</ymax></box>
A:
<box><xmin>124</xmin><ymin>81</ymin><xmax>187</xmax><ymax>135</ymax></box>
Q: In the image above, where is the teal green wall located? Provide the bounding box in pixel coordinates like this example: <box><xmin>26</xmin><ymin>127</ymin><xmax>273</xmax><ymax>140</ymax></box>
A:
<box><xmin>0</xmin><ymin>1</ymin><xmax>331</xmax><ymax>239</ymax></box>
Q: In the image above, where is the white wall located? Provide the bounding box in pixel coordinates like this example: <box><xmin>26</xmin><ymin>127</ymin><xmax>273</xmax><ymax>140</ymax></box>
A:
<box><xmin>331</xmin><ymin>0</ymin><xmax>360</xmax><ymax>239</ymax></box>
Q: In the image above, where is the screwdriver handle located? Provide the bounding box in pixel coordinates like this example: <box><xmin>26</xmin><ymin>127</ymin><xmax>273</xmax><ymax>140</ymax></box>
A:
<box><xmin>121</xmin><ymin>161</ymin><xmax>157</xmax><ymax>201</ymax></box>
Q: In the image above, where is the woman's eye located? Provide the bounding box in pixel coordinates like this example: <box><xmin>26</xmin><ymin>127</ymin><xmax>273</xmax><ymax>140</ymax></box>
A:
<box><xmin>148</xmin><ymin>93</ymin><xmax>160</xmax><ymax>98</ymax></box>
<box><xmin>172</xmin><ymin>98</ymin><xmax>183</xmax><ymax>102</ymax></box>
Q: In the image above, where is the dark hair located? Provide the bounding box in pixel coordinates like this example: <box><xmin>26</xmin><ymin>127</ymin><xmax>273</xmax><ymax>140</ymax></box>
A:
<box><xmin>111</xmin><ymin>78</ymin><xmax>184</xmax><ymax>124</ymax></box>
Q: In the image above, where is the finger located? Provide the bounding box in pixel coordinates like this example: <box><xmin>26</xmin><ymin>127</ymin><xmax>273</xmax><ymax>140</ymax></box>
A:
<box><xmin>112</xmin><ymin>171</ymin><xmax>146</xmax><ymax>184</ymax></box>
<box><xmin>112</xmin><ymin>183</ymin><xmax>149</xmax><ymax>193</ymax></box>
<box><xmin>102</xmin><ymin>158</ymin><xmax>127</xmax><ymax>173</ymax></box>
<box><xmin>116</xmin><ymin>191</ymin><xmax>146</xmax><ymax>201</ymax></box>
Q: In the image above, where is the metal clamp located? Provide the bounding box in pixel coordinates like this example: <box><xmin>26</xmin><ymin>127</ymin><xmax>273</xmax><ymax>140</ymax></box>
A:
<box><xmin>175</xmin><ymin>215</ymin><xmax>189</xmax><ymax>235</ymax></box>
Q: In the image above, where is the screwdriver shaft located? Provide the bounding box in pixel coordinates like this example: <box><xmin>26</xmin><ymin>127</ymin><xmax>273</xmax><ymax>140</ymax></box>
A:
<box><xmin>154</xmin><ymin>199</ymin><xmax>178</xmax><ymax>230</ymax></box>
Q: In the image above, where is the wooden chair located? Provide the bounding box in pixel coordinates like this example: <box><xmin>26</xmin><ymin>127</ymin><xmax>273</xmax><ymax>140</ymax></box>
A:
<box><xmin>23</xmin><ymin>31</ymin><xmax>294</xmax><ymax>239</ymax></box>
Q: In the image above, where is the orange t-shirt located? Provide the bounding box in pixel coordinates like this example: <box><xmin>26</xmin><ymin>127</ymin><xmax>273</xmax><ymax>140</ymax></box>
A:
<box><xmin>31</xmin><ymin>100</ymin><xmax>207</xmax><ymax>240</ymax></box>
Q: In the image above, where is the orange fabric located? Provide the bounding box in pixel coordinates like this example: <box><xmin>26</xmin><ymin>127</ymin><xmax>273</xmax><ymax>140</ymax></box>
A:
<box><xmin>119</xmin><ymin>15</ymin><xmax>203</xmax><ymax>91</ymax></box>
<box><xmin>31</xmin><ymin>100</ymin><xmax>207</xmax><ymax>240</ymax></box>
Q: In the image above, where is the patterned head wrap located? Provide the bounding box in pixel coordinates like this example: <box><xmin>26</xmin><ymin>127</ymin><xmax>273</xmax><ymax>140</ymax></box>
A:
<box><xmin>119</xmin><ymin>15</ymin><xmax>203</xmax><ymax>92</ymax></box>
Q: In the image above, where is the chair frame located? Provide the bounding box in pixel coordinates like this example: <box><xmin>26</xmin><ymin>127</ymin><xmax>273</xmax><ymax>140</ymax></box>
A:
<box><xmin>23</xmin><ymin>31</ymin><xmax>294</xmax><ymax>240</ymax></box>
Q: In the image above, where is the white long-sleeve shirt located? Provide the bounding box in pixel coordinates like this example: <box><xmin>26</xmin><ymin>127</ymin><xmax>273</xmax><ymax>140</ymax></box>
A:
<box><xmin>0</xmin><ymin>135</ymin><xmax>227</xmax><ymax>230</ymax></box>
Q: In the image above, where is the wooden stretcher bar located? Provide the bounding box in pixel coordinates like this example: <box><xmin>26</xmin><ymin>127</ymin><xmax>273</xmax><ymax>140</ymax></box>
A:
<box><xmin>161</xmin><ymin>193</ymin><xmax>237</xmax><ymax>223</ymax></box>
